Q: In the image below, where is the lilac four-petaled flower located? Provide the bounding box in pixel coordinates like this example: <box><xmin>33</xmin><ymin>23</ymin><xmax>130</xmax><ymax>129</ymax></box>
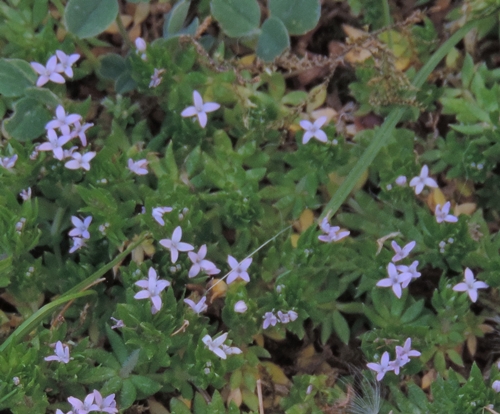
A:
<box><xmin>299</xmin><ymin>116</ymin><xmax>328</xmax><ymax>144</ymax></box>
<box><xmin>409</xmin><ymin>165</ymin><xmax>438</xmax><ymax>195</ymax></box>
<box><xmin>453</xmin><ymin>267</ymin><xmax>489</xmax><ymax>303</ymax></box>
<box><xmin>159</xmin><ymin>226</ymin><xmax>194</xmax><ymax>263</ymax></box>
<box><xmin>227</xmin><ymin>256</ymin><xmax>252</xmax><ymax>284</ymax></box>
<box><xmin>181</xmin><ymin>90</ymin><xmax>220</xmax><ymax>128</ymax></box>
<box><xmin>134</xmin><ymin>267</ymin><xmax>170</xmax><ymax>314</ymax></box>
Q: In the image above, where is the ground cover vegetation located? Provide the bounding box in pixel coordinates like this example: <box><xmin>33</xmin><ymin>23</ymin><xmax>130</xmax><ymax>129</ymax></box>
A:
<box><xmin>1</xmin><ymin>0</ymin><xmax>500</xmax><ymax>412</ymax></box>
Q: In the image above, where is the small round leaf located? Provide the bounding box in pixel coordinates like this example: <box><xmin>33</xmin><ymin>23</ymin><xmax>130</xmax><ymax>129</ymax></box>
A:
<box><xmin>269</xmin><ymin>0</ymin><xmax>320</xmax><ymax>36</ymax></box>
<box><xmin>256</xmin><ymin>17</ymin><xmax>289</xmax><ymax>62</ymax></box>
<box><xmin>65</xmin><ymin>0</ymin><xmax>119</xmax><ymax>39</ymax></box>
<box><xmin>211</xmin><ymin>0</ymin><xmax>261</xmax><ymax>38</ymax></box>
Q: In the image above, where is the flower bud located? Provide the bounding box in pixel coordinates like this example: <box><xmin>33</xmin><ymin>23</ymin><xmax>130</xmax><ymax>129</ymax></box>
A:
<box><xmin>234</xmin><ymin>300</ymin><xmax>247</xmax><ymax>313</ymax></box>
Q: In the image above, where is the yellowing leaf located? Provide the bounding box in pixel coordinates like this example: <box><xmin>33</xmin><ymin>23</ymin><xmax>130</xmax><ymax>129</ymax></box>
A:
<box><xmin>261</xmin><ymin>361</ymin><xmax>291</xmax><ymax>386</ymax></box>
<box><xmin>467</xmin><ymin>335</ymin><xmax>477</xmax><ymax>357</ymax></box>
<box><xmin>342</xmin><ymin>24</ymin><xmax>367</xmax><ymax>40</ymax></box>
<box><xmin>105</xmin><ymin>15</ymin><xmax>133</xmax><ymax>35</ymax></box>
<box><xmin>133</xmin><ymin>2</ymin><xmax>150</xmax><ymax>24</ymax></box>
<box><xmin>427</xmin><ymin>187</ymin><xmax>446</xmax><ymax>211</ymax></box>
<box><xmin>421</xmin><ymin>369</ymin><xmax>436</xmax><ymax>390</ymax></box>
<box><xmin>306</xmin><ymin>83</ymin><xmax>327</xmax><ymax>112</ymax></box>
<box><xmin>298</xmin><ymin>209</ymin><xmax>314</xmax><ymax>232</ymax></box>
<box><xmin>456</xmin><ymin>180</ymin><xmax>474</xmax><ymax>196</ymax></box>
<box><xmin>227</xmin><ymin>387</ymin><xmax>243</xmax><ymax>407</ymax></box>
<box><xmin>147</xmin><ymin>398</ymin><xmax>170</xmax><ymax>414</ymax></box>
<box><xmin>290</xmin><ymin>233</ymin><xmax>299</xmax><ymax>248</ymax></box>
<box><xmin>208</xmin><ymin>279</ymin><xmax>227</xmax><ymax>301</ymax></box>
<box><xmin>395</xmin><ymin>56</ymin><xmax>411</xmax><ymax>71</ymax></box>
<box><xmin>253</xmin><ymin>333</ymin><xmax>265</xmax><ymax>347</ymax></box>
<box><xmin>132</xmin><ymin>236</ymin><xmax>155</xmax><ymax>265</ymax></box>
<box><xmin>239</xmin><ymin>54</ymin><xmax>256</xmax><ymax>66</ymax></box>
<box><xmin>454</xmin><ymin>202</ymin><xmax>476</xmax><ymax>216</ymax></box>
<box><xmin>312</xmin><ymin>107</ymin><xmax>337</xmax><ymax>123</ymax></box>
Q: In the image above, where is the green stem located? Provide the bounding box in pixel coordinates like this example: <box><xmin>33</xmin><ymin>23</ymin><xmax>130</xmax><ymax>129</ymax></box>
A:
<box><xmin>73</xmin><ymin>37</ymin><xmax>99</xmax><ymax>68</ymax></box>
<box><xmin>320</xmin><ymin>17</ymin><xmax>486</xmax><ymax>221</ymax></box>
<box><xmin>51</xmin><ymin>206</ymin><xmax>65</xmax><ymax>266</ymax></box>
<box><xmin>0</xmin><ymin>290</ymin><xmax>95</xmax><ymax>352</ymax></box>
<box><xmin>381</xmin><ymin>0</ymin><xmax>393</xmax><ymax>49</ymax></box>
<box><xmin>0</xmin><ymin>233</ymin><xmax>148</xmax><ymax>352</ymax></box>
<box><xmin>116</xmin><ymin>13</ymin><xmax>134</xmax><ymax>49</ymax></box>
<box><xmin>50</xmin><ymin>0</ymin><xmax>65</xmax><ymax>16</ymax></box>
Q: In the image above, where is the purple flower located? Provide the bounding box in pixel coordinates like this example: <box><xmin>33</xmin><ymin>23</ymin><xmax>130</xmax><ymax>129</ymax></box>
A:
<box><xmin>19</xmin><ymin>188</ymin><xmax>31</xmax><ymax>201</ymax></box>
<box><xmin>435</xmin><ymin>201</ymin><xmax>458</xmax><ymax>223</ymax></box>
<box><xmin>262</xmin><ymin>311</ymin><xmax>278</xmax><ymax>329</ymax></box>
<box><xmin>376</xmin><ymin>263</ymin><xmax>412</xmax><ymax>298</ymax></box>
<box><xmin>69</xmin><ymin>216</ymin><xmax>92</xmax><ymax>239</ymax></box>
<box><xmin>299</xmin><ymin>116</ymin><xmax>328</xmax><ymax>144</ymax></box>
<box><xmin>277</xmin><ymin>310</ymin><xmax>298</xmax><ymax>323</ymax></box>
<box><xmin>149</xmin><ymin>68</ymin><xmax>165</xmax><ymax>88</ymax></box>
<box><xmin>65</xmin><ymin>151</ymin><xmax>96</xmax><ymax>171</ymax></box>
<box><xmin>318</xmin><ymin>218</ymin><xmax>350</xmax><ymax>243</ymax></box>
<box><xmin>181</xmin><ymin>90</ymin><xmax>220</xmax><ymax>128</ymax></box>
<box><xmin>234</xmin><ymin>300</ymin><xmax>248</xmax><ymax>313</ymax></box>
<box><xmin>492</xmin><ymin>380</ymin><xmax>500</xmax><ymax>393</ymax></box>
<box><xmin>202</xmin><ymin>333</ymin><xmax>228</xmax><ymax>359</ymax></box>
<box><xmin>0</xmin><ymin>154</ymin><xmax>18</xmax><ymax>170</ymax></box>
<box><xmin>134</xmin><ymin>267</ymin><xmax>170</xmax><ymax>314</ymax></box>
<box><xmin>367</xmin><ymin>351</ymin><xmax>394</xmax><ymax>381</ymax></box>
<box><xmin>395</xmin><ymin>338</ymin><xmax>421</xmax><ymax>364</ymax></box>
<box><xmin>453</xmin><ymin>267</ymin><xmax>489</xmax><ymax>303</ymax></box>
<box><xmin>391</xmin><ymin>240</ymin><xmax>416</xmax><ymax>262</ymax></box>
<box><xmin>110</xmin><ymin>317</ymin><xmax>125</xmax><ymax>329</ymax></box>
<box><xmin>69</xmin><ymin>237</ymin><xmax>86</xmax><ymax>254</ymax></box>
<box><xmin>395</xmin><ymin>175</ymin><xmax>407</xmax><ymax>186</ymax></box>
<box><xmin>188</xmin><ymin>245</ymin><xmax>219</xmax><ymax>277</ymax></box>
<box><xmin>45</xmin><ymin>105</ymin><xmax>82</xmax><ymax>136</ymax></box>
<box><xmin>396</xmin><ymin>260</ymin><xmax>420</xmax><ymax>288</ymax></box>
<box><xmin>159</xmin><ymin>226</ymin><xmax>194</xmax><ymax>263</ymax></box>
<box><xmin>55</xmin><ymin>50</ymin><xmax>80</xmax><ymax>78</ymax></box>
<box><xmin>38</xmin><ymin>129</ymin><xmax>72</xmax><ymax>160</ymax></box>
<box><xmin>227</xmin><ymin>256</ymin><xmax>252</xmax><ymax>284</ymax></box>
<box><xmin>90</xmin><ymin>390</ymin><xmax>118</xmax><ymax>413</ymax></box>
<box><xmin>68</xmin><ymin>393</ymin><xmax>94</xmax><ymax>414</ymax></box>
<box><xmin>409</xmin><ymin>165</ymin><xmax>438</xmax><ymax>195</ymax></box>
<box><xmin>152</xmin><ymin>206</ymin><xmax>173</xmax><ymax>226</ymax></box>
<box><xmin>128</xmin><ymin>158</ymin><xmax>148</xmax><ymax>175</ymax></box>
<box><xmin>184</xmin><ymin>296</ymin><xmax>208</xmax><ymax>314</ymax></box>
<box><xmin>30</xmin><ymin>55</ymin><xmax>65</xmax><ymax>87</ymax></box>
<box><xmin>70</xmin><ymin>121</ymin><xmax>93</xmax><ymax>147</ymax></box>
<box><xmin>44</xmin><ymin>341</ymin><xmax>72</xmax><ymax>364</ymax></box>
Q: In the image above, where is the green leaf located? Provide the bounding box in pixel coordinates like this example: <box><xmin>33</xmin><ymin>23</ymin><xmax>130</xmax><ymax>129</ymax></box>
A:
<box><xmin>171</xmin><ymin>397</ymin><xmax>192</xmax><ymax>414</ymax></box>
<box><xmin>79</xmin><ymin>367</ymin><xmax>116</xmax><ymax>384</ymax></box>
<box><xmin>211</xmin><ymin>0</ymin><xmax>261</xmax><ymax>38</ymax></box>
<box><xmin>268</xmin><ymin>0</ymin><xmax>320</xmax><ymax>35</ymax></box>
<box><xmin>65</xmin><ymin>0</ymin><xmax>119</xmax><ymax>39</ymax></box>
<box><xmin>130</xmin><ymin>375</ymin><xmax>162</xmax><ymax>396</ymax></box>
<box><xmin>119</xmin><ymin>349</ymin><xmax>140</xmax><ymax>378</ymax></box>
<box><xmin>115</xmin><ymin>70</ymin><xmax>136</xmax><ymax>94</ymax></box>
<box><xmin>256</xmin><ymin>17</ymin><xmax>289</xmax><ymax>62</ymax></box>
<box><xmin>332</xmin><ymin>310</ymin><xmax>350</xmax><ymax>344</ymax></box>
<box><xmin>106</xmin><ymin>325</ymin><xmax>128</xmax><ymax>365</ymax></box>
<box><xmin>163</xmin><ymin>0</ymin><xmax>190</xmax><ymax>38</ymax></box>
<box><xmin>446</xmin><ymin>349</ymin><xmax>464</xmax><ymax>367</ymax></box>
<box><xmin>120</xmin><ymin>378</ymin><xmax>137</xmax><ymax>409</ymax></box>
<box><xmin>400</xmin><ymin>299</ymin><xmax>424</xmax><ymax>324</ymax></box>
<box><xmin>24</xmin><ymin>87</ymin><xmax>62</xmax><ymax>108</ymax></box>
<box><xmin>2</xmin><ymin>97</ymin><xmax>52</xmax><ymax>141</ymax></box>
<box><xmin>98</xmin><ymin>53</ymin><xmax>127</xmax><ymax>80</ymax></box>
<box><xmin>0</xmin><ymin>58</ymin><xmax>36</xmax><ymax>97</ymax></box>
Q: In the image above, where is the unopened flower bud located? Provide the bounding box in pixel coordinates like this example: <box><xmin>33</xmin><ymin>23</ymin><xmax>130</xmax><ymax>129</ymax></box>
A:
<box><xmin>234</xmin><ymin>300</ymin><xmax>247</xmax><ymax>313</ymax></box>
